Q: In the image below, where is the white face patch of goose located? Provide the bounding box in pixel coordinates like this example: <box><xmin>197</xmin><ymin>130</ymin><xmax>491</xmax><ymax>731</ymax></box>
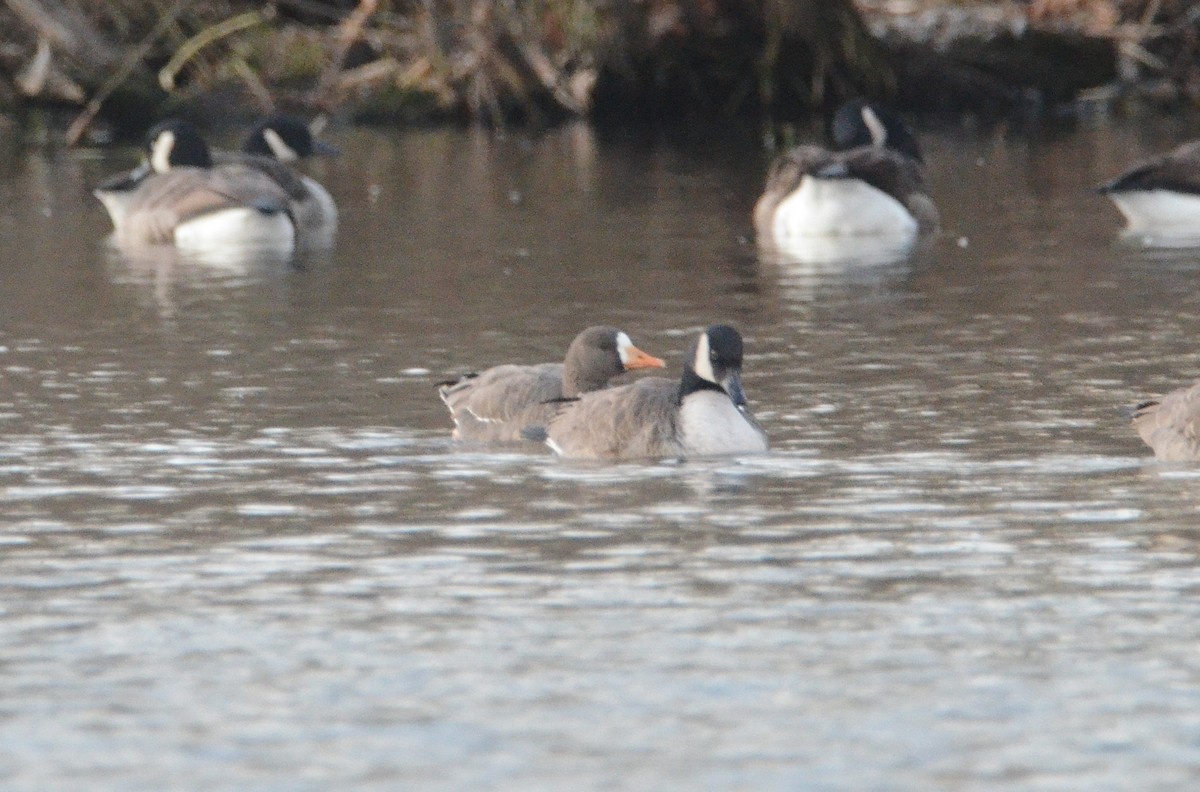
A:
<box><xmin>616</xmin><ymin>332</ymin><xmax>634</xmax><ymax>366</ymax></box>
<box><xmin>861</xmin><ymin>105</ymin><xmax>887</xmax><ymax>149</ymax></box>
<box><xmin>150</xmin><ymin>130</ymin><xmax>175</xmax><ymax>173</ymax></box>
<box><xmin>693</xmin><ymin>331</ymin><xmax>717</xmax><ymax>384</ymax></box>
<box><xmin>263</xmin><ymin>128</ymin><xmax>300</xmax><ymax>163</ymax></box>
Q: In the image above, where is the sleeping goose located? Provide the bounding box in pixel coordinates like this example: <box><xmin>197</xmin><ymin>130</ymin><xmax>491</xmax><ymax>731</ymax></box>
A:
<box><xmin>754</xmin><ymin>99</ymin><xmax>938</xmax><ymax>262</ymax></box>
<box><xmin>1130</xmin><ymin>381</ymin><xmax>1200</xmax><ymax>461</ymax></box>
<box><xmin>438</xmin><ymin>325</ymin><xmax>665</xmax><ymax>443</ymax></box>
<box><xmin>94</xmin><ymin>119</ymin><xmax>297</xmax><ymax>254</ymax></box>
<box><xmin>219</xmin><ymin>115</ymin><xmax>339</xmax><ymax>248</ymax></box>
<box><xmin>527</xmin><ymin>324</ymin><xmax>769</xmax><ymax>460</ymax></box>
<box><xmin>1099</xmin><ymin>140</ymin><xmax>1200</xmax><ymax>243</ymax></box>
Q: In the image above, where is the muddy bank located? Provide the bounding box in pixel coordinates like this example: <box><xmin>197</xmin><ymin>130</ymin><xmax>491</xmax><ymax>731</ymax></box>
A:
<box><xmin>0</xmin><ymin>0</ymin><xmax>1194</xmax><ymax>142</ymax></box>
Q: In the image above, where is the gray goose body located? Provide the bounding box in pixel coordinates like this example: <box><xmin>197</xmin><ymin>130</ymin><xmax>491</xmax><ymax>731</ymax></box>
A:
<box><xmin>1099</xmin><ymin>140</ymin><xmax>1200</xmax><ymax>239</ymax></box>
<box><xmin>94</xmin><ymin>119</ymin><xmax>296</xmax><ymax>252</ymax></box>
<box><xmin>754</xmin><ymin>144</ymin><xmax>938</xmax><ymax>235</ymax></box>
<box><xmin>439</xmin><ymin>326</ymin><xmax>664</xmax><ymax>443</ymax></box>
<box><xmin>99</xmin><ymin>163</ymin><xmax>294</xmax><ymax>249</ymax></box>
<box><xmin>754</xmin><ymin>100</ymin><xmax>937</xmax><ymax>257</ymax></box>
<box><xmin>535</xmin><ymin>325</ymin><xmax>769</xmax><ymax>460</ymax></box>
<box><xmin>1131</xmin><ymin>382</ymin><xmax>1200</xmax><ymax>462</ymax></box>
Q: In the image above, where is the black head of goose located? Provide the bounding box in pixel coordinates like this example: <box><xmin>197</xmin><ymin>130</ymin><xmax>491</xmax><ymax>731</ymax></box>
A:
<box><xmin>1129</xmin><ymin>380</ymin><xmax>1200</xmax><ymax>462</ymax></box>
<box><xmin>438</xmin><ymin>325</ymin><xmax>665</xmax><ymax>443</ymax></box>
<box><xmin>528</xmin><ymin>324</ymin><xmax>769</xmax><ymax>460</ymax></box>
<box><xmin>754</xmin><ymin>99</ymin><xmax>938</xmax><ymax>260</ymax></box>
<box><xmin>241</xmin><ymin>115</ymin><xmax>340</xmax><ymax>162</ymax></box>
<box><xmin>829</xmin><ymin>98</ymin><xmax>924</xmax><ymax>162</ymax></box>
<box><xmin>94</xmin><ymin>118</ymin><xmax>211</xmax><ymax>198</ymax></box>
<box><xmin>93</xmin><ymin>118</ymin><xmax>296</xmax><ymax>252</ymax></box>
<box><xmin>1098</xmin><ymin>140</ymin><xmax>1200</xmax><ymax>243</ymax></box>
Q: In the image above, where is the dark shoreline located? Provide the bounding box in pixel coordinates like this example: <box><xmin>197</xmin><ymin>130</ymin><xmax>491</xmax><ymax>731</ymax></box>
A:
<box><xmin>0</xmin><ymin>0</ymin><xmax>1195</xmax><ymax>146</ymax></box>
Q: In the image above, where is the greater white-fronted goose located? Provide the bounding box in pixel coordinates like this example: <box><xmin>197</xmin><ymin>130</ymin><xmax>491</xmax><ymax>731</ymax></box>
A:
<box><xmin>1131</xmin><ymin>382</ymin><xmax>1200</xmax><ymax>461</ymax></box>
<box><xmin>438</xmin><ymin>325</ymin><xmax>665</xmax><ymax>443</ymax></box>
<box><xmin>754</xmin><ymin>99</ymin><xmax>938</xmax><ymax>261</ymax></box>
<box><xmin>528</xmin><ymin>324</ymin><xmax>769</xmax><ymax>460</ymax></box>
<box><xmin>1099</xmin><ymin>140</ymin><xmax>1200</xmax><ymax>243</ymax></box>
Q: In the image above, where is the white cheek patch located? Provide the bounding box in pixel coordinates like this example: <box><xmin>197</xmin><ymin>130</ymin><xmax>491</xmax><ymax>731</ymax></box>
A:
<box><xmin>693</xmin><ymin>332</ymin><xmax>717</xmax><ymax>383</ymax></box>
<box><xmin>151</xmin><ymin>130</ymin><xmax>175</xmax><ymax>173</ymax></box>
<box><xmin>616</xmin><ymin>332</ymin><xmax>633</xmax><ymax>365</ymax></box>
<box><xmin>263</xmin><ymin>128</ymin><xmax>299</xmax><ymax>163</ymax></box>
<box><xmin>861</xmin><ymin>106</ymin><xmax>887</xmax><ymax>149</ymax></box>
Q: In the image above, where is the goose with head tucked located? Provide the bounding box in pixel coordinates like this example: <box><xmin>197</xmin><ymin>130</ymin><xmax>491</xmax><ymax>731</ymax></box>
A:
<box><xmin>754</xmin><ymin>99</ymin><xmax>938</xmax><ymax>262</ymax></box>
<box><xmin>527</xmin><ymin>324</ymin><xmax>769</xmax><ymax>460</ymax></box>
<box><xmin>1130</xmin><ymin>380</ymin><xmax>1200</xmax><ymax>462</ymax></box>
<box><xmin>217</xmin><ymin>115</ymin><xmax>339</xmax><ymax>247</ymax></box>
<box><xmin>94</xmin><ymin>118</ymin><xmax>297</xmax><ymax>254</ymax></box>
<box><xmin>438</xmin><ymin>325</ymin><xmax>666</xmax><ymax>443</ymax></box>
<box><xmin>1099</xmin><ymin>140</ymin><xmax>1200</xmax><ymax>244</ymax></box>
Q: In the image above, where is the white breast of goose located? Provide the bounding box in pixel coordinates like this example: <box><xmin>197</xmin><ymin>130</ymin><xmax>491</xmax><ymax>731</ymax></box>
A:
<box><xmin>677</xmin><ymin>391</ymin><xmax>768</xmax><ymax>457</ymax></box>
<box><xmin>773</xmin><ymin>175</ymin><xmax>917</xmax><ymax>240</ymax></box>
<box><xmin>1108</xmin><ymin>190</ymin><xmax>1200</xmax><ymax>236</ymax></box>
<box><xmin>173</xmin><ymin>207</ymin><xmax>296</xmax><ymax>256</ymax></box>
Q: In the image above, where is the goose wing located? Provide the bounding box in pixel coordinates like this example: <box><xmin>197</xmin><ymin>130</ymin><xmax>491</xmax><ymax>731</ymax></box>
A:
<box><xmin>544</xmin><ymin>377</ymin><xmax>682</xmax><ymax>459</ymax></box>
<box><xmin>440</xmin><ymin>363</ymin><xmax>564</xmax><ymax>441</ymax></box>
<box><xmin>214</xmin><ymin>151</ymin><xmax>311</xmax><ymax>201</ymax></box>
<box><xmin>1132</xmin><ymin>382</ymin><xmax>1200</xmax><ymax>462</ymax></box>
<box><xmin>840</xmin><ymin>146</ymin><xmax>938</xmax><ymax>230</ymax></box>
<box><xmin>1101</xmin><ymin>141</ymin><xmax>1200</xmax><ymax>195</ymax></box>
<box><xmin>117</xmin><ymin>166</ymin><xmax>291</xmax><ymax>245</ymax></box>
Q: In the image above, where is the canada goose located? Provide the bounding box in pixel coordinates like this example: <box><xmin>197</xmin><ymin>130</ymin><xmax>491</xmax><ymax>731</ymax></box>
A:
<box><xmin>94</xmin><ymin>119</ymin><xmax>297</xmax><ymax>254</ymax></box>
<box><xmin>1130</xmin><ymin>382</ymin><xmax>1200</xmax><ymax>461</ymax></box>
<box><xmin>220</xmin><ymin>115</ymin><xmax>339</xmax><ymax>247</ymax></box>
<box><xmin>527</xmin><ymin>324</ymin><xmax>769</xmax><ymax>460</ymax></box>
<box><xmin>754</xmin><ymin>99</ymin><xmax>938</xmax><ymax>261</ymax></box>
<box><xmin>1099</xmin><ymin>140</ymin><xmax>1200</xmax><ymax>243</ymax></box>
<box><xmin>242</xmin><ymin>115</ymin><xmax>340</xmax><ymax>163</ymax></box>
<box><xmin>438</xmin><ymin>325</ymin><xmax>666</xmax><ymax>443</ymax></box>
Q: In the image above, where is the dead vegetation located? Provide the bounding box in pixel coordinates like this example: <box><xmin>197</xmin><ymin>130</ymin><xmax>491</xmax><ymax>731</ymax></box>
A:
<box><xmin>0</xmin><ymin>0</ymin><xmax>1196</xmax><ymax>142</ymax></box>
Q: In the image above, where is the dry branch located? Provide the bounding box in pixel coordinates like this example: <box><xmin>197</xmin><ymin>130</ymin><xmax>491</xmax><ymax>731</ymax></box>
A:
<box><xmin>158</xmin><ymin>7</ymin><xmax>276</xmax><ymax>91</ymax></box>
<box><xmin>4</xmin><ymin>0</ymin><xmax>119</xmax><ymax>70</ymax></box>
<box><xmin>65</xmin><ymin>0</ymin><xmax>188</xmax><ymax>145</ymax></box>
<box><xmin>312</xmin><ymin>0</ymin><xmax>379</xmax><ymax>110</ymax></box>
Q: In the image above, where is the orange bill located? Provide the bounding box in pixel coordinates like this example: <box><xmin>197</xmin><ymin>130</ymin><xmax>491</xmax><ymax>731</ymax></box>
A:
<box><xmin>623</xmin><ymin>345</ymin><xmax>666</xmax><ymax>370</ymax></box>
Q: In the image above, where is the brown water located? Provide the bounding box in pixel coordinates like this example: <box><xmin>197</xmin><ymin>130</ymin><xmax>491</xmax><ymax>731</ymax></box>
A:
<box><xmin>3</xmin><ymin>117</ymin><xmax>1200</xmax><ymax>790</ymax></box>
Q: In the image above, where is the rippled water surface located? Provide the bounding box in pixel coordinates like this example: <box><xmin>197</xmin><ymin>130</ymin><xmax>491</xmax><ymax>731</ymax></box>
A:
<box><xmin>3</xmin><ymin>117</ymin><xmax>1200</xmax><ymax>790</ymax></box>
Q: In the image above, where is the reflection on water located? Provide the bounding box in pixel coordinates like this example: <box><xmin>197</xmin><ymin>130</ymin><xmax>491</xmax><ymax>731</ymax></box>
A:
<box><xmin>2</xmin><ymin>119</ymin><xmax>1200</xmax><ymax>789</ymax></box>
<box><xmin>1119</xmin><ymin>228</ymin><xmax>1200</xmax><ymax>250</ymax></box>
<box><xmin>757</xmin><ymin>230</ymin><xmax>929</xmax><ymax>269</ymax></box>
<box><xmin>102</xmin><ymin>242</ymin><xmax>334</xmax><ymax>321</ymax></box>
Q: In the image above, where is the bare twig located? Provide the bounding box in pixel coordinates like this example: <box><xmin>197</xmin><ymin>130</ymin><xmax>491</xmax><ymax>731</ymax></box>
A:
<box><xmin>312</xmin><ymin>0</ymin><xmax>380</xmax><ymax>109</ymax></box>
<box><xmin>4</xmin><ymin>0</ymin><xmax>118</xmax><ymax>70</ymax></box>
<box><xmin>229</xmin><ymin>51</ymin><xmax>276</xmax><ymax>113</ymax></box>
<box><xmin>334</xmin><ymin>56</ymin><xmax>400</xmax><ymax>93</ymax></box>
<box><xmin>15</xmin><ymin>36</ymin><xmax>52</xmax><ymax>96</ymax></box>
<box><xmin>497</xmin><ymin>1</ymin><xmax>586</xmax><ymax>115</ymax></box>
<box><xmin>158</xmin><ymin>6</ymin><xmax>276</xmax><ymax>91</ymax></box>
